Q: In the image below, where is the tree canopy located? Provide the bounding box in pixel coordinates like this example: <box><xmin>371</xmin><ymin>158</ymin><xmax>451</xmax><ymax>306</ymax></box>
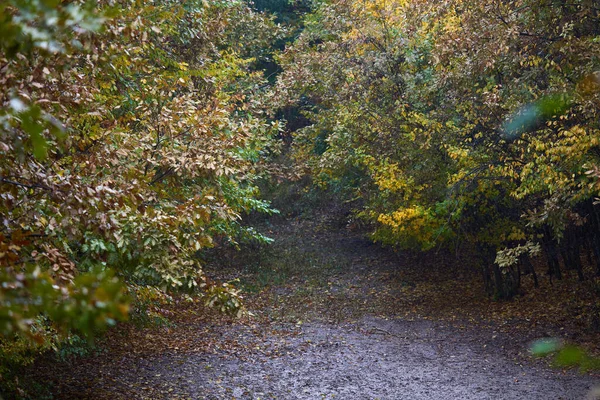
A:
<box><xmin>2</xmin><ymin>0</ymin><xmax>600</xmax><ymax>396</ymax></box>
<box><xmin>274</xmin><ymin>0</ymin><xmax>600</xmax><ymax>297</ymax></box>
<box><xmin>1</xmin><ymin>0</ymin><xmax>282</xmax><ymax>363</ymax></box>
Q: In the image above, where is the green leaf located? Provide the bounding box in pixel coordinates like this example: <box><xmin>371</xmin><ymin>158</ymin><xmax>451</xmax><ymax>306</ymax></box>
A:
<box><xmin>530</xmin><ymin>338</ymin><xmax>561</xmax><ymax>356</ymax></box>
<box><xmin>503</xmin><ymin>93</ymin><xmax>573</xmax><ymax>140</ymax></box>
<box><xmin>555</xmin><ymin>346</ymin><xmax>586</xmax><ymax>367</ymax></box>
<box><xmin>20</xmin><ymin>106</ymin><xmax>48</xmax><ymax>160</ymax></box>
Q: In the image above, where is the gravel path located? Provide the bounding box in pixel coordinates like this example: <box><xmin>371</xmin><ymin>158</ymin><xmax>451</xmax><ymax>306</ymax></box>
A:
<box><xmin>37</xmin><ymin>212</ymin><xmax>599</xmax><ymax>399</ymax></box>
<box><xmin>61</xmin><ymin>317</ymin><xmax>597</xmax><ymax>400</ymax></box>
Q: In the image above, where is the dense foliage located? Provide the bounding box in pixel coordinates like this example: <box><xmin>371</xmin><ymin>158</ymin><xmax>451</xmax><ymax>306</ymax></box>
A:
<box><xmin>2</xmin><ymin>0</ymin><xmax>600</xmax><ymax>396</ymax></box>
<box><xmin>1</xmin><ymin>0</ymin><xmax>282</xmax><ymax>391</ymax></box>
<box><xmin>274</xmin><ymin>0</ymin><xmax>600</xmax><ymax>298</ymax></box>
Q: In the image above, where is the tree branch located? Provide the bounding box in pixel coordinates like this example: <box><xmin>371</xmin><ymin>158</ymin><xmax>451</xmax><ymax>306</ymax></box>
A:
<box><xmin>0</xmin><ymin>177</ymin><xmax>54</xmax><ymax>191</ymax></box>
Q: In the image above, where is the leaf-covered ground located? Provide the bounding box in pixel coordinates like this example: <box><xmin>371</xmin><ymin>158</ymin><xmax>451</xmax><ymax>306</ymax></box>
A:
<box><xmin>31</xmin><ymin>208</ymin><xmax>599</xmax><ymax>399</ymax></box>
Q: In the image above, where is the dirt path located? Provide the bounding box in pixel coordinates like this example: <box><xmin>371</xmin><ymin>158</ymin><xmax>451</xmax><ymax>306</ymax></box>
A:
<box><xmin>36</xmin><ymin>210</ymin><xmax>599</xmax><ymax>399</ymax></box>
<box><xmin>46</xmin><ymin>318</ymin><xmax>596</xmax><ymax>399</ymax></box>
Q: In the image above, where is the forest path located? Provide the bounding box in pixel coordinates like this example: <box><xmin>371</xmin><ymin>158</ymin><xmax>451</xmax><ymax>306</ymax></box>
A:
<box><xmin>38</xmin><ymin>209</ymin><xmax>598</xmax><ymax>399</ymax></box>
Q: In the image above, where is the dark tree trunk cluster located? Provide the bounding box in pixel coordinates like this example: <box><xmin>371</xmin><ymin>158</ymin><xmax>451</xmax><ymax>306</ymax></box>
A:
<box><xmin>481</xmin><ymin>200</ymin><xmax>600</xmax><ymax>300</ymax></box>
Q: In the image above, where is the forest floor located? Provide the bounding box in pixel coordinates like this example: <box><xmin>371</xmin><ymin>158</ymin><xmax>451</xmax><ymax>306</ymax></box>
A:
<box><xmin>32</xmin><ymin>206</ymin><xmax>600</xmax><ymax>399</ymax></box>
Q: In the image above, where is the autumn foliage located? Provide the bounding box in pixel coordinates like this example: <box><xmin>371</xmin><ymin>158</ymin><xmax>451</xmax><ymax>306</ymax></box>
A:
<box><xmin>274</xmin><ymin>0</ymin><xmax>600</xmax><ymax>298</ymax></box>
<box><xmin>0</xmin><ymin>0</ymin><xmax>282</xmax><ymax>384</ymax></box>
<box><xmin>2</xmin><ymin>0</ymin><xmax>600</xmax><ymax>396</ymax></box>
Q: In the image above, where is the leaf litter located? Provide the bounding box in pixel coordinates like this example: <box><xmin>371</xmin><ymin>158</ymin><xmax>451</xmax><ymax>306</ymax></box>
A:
<box><xmin>30</xmin><ymin>208</ymin><xmax>599</xmax><ymax>399</ymax></box>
